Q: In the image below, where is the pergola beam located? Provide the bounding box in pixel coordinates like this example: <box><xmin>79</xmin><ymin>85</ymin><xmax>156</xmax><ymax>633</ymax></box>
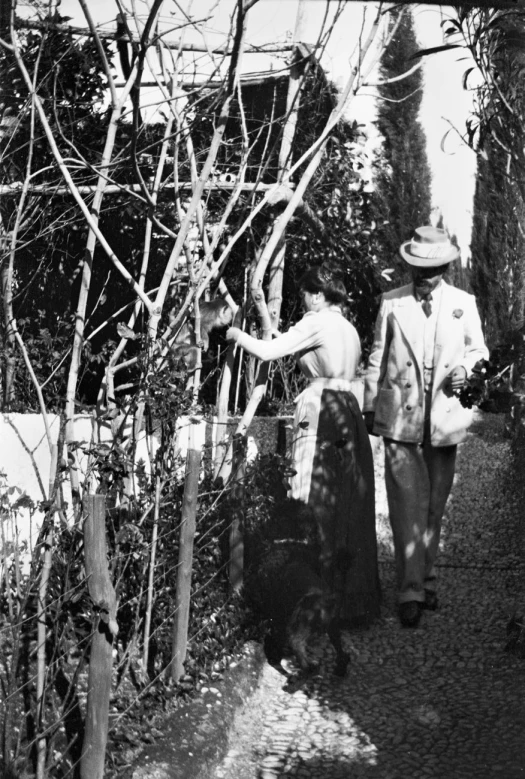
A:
<box><xmin>0</xmin><ymin>181</ymin><xmax>292</xmax><ymax>197</ymax></box>
<box><xmin>354</xmin><ymin>0</ymin><xmax>525</xmax><ymax>5</ymax></box>
<box><xmin>15</xmin><ymin>17</ymin><xmax>296</xmax><ymax>54</ymax></box>
<box><xmin>118</xmin><ymin>71</ymin><xmax>288</xmax><ymax>90</ymax></box>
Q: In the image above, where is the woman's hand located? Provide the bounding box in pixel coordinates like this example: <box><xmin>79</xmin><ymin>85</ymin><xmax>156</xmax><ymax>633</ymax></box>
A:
<box><xmin>226</xmin><ymin>327</ymin><xmax>242</xmax><ymax>343</ymax></box>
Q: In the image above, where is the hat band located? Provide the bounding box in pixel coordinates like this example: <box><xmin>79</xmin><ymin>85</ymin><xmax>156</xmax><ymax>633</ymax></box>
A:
<box><xmin>410</xmin><ymin>239</ymin><xmax>453</xmax><ymax>259</ymax></box>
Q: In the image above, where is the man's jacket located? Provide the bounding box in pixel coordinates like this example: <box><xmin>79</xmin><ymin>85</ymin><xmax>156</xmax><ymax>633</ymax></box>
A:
<box><xmin>363</xmin><ymin>281</ymin><xmax>489</xmax><ymax>446</ymax></box>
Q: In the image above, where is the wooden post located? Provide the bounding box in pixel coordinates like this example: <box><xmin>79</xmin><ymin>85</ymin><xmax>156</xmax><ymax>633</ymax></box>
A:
<box><xmin>170</xmin><ymin>423</ymin><xmax>202</xmax><ymax>683</ymax></box>
<box><xmin>142</xmin><ymin>471</ymin><xmax>161</xmax><ymax>678</ymax></box>
<box><xmin>80</xmin><ymin>494</ymin><xmax>118</xmax><ymax>779</ymax></box>
<box><xmin>34</xmin><ymin>444</ymin><xmax>58</xmax><ymax>779</ymax></box>
<box><xmin>228</xmin><ymin>434</ymin><xmax>246</xmax><ymax>592</ymax></box>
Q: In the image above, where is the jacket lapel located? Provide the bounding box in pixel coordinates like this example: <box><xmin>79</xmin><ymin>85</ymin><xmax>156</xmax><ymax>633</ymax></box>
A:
<box><xmin>391</xmin><ymin>290</ymin><xmax>425</xmax><ymax>373</ymax></box>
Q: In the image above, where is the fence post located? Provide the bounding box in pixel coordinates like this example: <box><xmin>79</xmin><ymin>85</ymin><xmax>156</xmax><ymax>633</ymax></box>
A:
<box><xmin>35</xmin><ymin>443</ymin><xmax>58</xmax><ymax>779</ymax></box>
<box><xmin>80</xmin><ymin>494</ymin><xmax>118</xmax><ymax>779</ymax></box>
<box><xmin>170</xmin><ymin>422</ymin><xmax>202</xmax><ymax>683</ymax></box>
<box><xmin>228</xmin><ymin>434</ymin><xmax>246</xmax><ymax>592</ymax></box>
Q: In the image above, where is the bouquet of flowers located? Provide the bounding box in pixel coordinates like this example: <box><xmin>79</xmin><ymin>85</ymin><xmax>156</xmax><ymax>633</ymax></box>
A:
<box><xmin>457</xmin><ymin>358</ymin><xmax>514</xmax><ymax>412</ymax></box>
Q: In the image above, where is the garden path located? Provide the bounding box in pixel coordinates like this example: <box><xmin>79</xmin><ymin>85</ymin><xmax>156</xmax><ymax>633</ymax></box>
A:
<box><xmin>212</xmin><ymin>412</ymin><xmax>525</xmax><ymax>779</ymax></box>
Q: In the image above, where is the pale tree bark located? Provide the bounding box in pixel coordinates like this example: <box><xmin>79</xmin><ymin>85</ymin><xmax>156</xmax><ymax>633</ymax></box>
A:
<box><xmin>214</xmin><ymin>0</ymin><xmax>320</xmax><ymax>483</ymax></box>
<box><xmin>213</xmin><ymin>3</ymin><xmax>390</xmax><ymax>487</ymax></box>
<box><xmin>243</xmin><ymin>0</ymin><xmax>312</xmax><ymax>421</ymax></box>
<box><xmin>231</xmin><ymin>4</ymin><xmax>388</xmax><ymax>440</ymax></box>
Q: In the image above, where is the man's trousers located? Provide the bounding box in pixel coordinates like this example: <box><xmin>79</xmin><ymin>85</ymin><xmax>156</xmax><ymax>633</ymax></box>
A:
<box><xmin>384</xmin><ymin>434</ymin><xmax>457</xmax><ymax>604</ymax></box>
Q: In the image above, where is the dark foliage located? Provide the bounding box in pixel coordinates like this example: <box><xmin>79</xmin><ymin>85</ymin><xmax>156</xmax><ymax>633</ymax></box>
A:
<box><xmin>1</xmin><ymin>35</ymin><xmax>388</xmax><ymax>412</ymax></box>
<box><xmin>457</xmin><ymin>326</ymin><xmax>525</xmax><ymax>415</ymax></box>
<box><xmin>447</xmin><ymin>10</ymin><xmax>525</xmax><ymax>346</ymax></box>
<box><xmin>470</xmin><ymin>139</ymin><xmax>525</xmax><ymax>349</ymax></box>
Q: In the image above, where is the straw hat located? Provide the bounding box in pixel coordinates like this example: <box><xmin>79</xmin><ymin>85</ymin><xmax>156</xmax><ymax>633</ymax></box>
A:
<box><xmin>399</xmin><ymin>226</ymin><xmax>460</xmax><ymax>267</ymax></box>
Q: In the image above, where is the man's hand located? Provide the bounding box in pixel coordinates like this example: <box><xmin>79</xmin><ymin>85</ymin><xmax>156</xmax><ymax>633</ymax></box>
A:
<box><xmin>448</xmin><ymin>365</ymin><xmax>467</xmax><ymax>393</ymax></box>
<box><xmin>363</xmin><ymin>411</ymin><xmax>376</xmax><ymax>435</ymax></box>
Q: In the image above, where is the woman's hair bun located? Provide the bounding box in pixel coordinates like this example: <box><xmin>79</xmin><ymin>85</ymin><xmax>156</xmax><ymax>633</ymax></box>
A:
<box><xmin>298</xmin><ymin>262</ymin><xmax>347</xmax><ymax>305</ymax></box>
<box><xmin>319</xmin><ymin>262</ymin><xmax>344</xmax><ymax>283</ymax></box>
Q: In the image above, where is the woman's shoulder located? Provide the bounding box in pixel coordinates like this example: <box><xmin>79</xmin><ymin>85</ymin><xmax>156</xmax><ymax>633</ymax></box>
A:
<box><xmin>297</xmin><ymin>308</ymin><xmax>356</xmax><ymax>328</ymax></box>
<box><xmin>314</xmin><ymin>309</ymin><xmax>360</xmax><ymax>338</ymax></box>
<box><xmin>301</xmin><ymin>308</ymin><xmax>342</xmax><ymax>324</ymax></box>
<box><xmin>327</xmin><ymin>307</ymin><xmax>357</xmax><ymax>326</ymax></box>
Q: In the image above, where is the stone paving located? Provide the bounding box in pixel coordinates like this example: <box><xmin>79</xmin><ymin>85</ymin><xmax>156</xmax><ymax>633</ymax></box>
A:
<box><xmin>213</xmin><ymin>413</ymin><xmax>525</xmax><ymax>779</ymax></box>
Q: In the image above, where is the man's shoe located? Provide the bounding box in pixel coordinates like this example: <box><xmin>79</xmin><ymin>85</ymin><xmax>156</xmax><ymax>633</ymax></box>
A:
<box><xmin>423</xmin><ymin>590</ymin><xmax>438</xmax><ymax>611</ymax></box>
<box><xmin>398</xmin><ymin>601</ymin><xmax>422</xmax><ymax>628</ymax></box>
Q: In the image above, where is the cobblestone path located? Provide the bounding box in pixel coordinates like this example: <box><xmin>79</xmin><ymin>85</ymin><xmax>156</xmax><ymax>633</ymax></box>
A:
<box><xmin>213</xmin><ymin>413</ymin><xmax>525</xmax><ymax>779</ymax></box>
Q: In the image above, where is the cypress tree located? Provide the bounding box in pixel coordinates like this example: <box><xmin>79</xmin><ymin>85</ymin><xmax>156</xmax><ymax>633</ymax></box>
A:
<box><xmin>467</xmin><ymin>14</ymin><xmax>525</xmax><ymax>348</ymax></box>
<box><xmin>470</xmin><ymin>149</ymin><xmax>525</xmax><ymax>348</ymax></box>
<box><xmin>374</xmin><ymin>8</ymin><xmax>432</xmax><ymax>282</ymax></box>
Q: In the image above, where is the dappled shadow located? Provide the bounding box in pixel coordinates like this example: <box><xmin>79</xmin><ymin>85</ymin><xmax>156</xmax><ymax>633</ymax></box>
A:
<box><xmin>294</xmin><ymin>387</ymin><xmax>381</xmax><ymax>625</ymax></box>
<box><xmin>258</xmin><ymin>583</ymin><xmax>525</xmax><ymax>777</ymax></box>
<box><xmin>252</xmin><ymin>413</ymin><xmax>525</xmax><ymax>778</ymax></box>
<box><xmin>438</xmin><ymin>411</ymin><xmax>522</xmax><ymax>569</ymax></box>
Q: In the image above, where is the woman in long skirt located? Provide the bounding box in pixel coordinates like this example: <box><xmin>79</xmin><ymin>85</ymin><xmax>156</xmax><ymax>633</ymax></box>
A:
<box><xmin>226</xmin><ymin>264</ymin><xmax>380</xmax><ymax>626</ymax></box>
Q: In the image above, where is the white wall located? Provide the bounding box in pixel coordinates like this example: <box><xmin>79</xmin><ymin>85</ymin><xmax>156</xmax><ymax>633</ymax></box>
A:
<box><xmin>0</xmin><ymin>412</ymin><xmax>161</xmax><ymax>552</ymax></box>
<box><xmin>0</xmin><ymin>381</ymin><xmax>364</xmax><ymax>553</ymax></box>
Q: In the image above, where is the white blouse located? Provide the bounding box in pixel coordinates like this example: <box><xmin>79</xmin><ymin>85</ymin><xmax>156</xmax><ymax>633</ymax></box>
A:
<box><xmin>235</xmin><ymin>307</ymin><xmax>361</xmax><ymax>381</ymax></box>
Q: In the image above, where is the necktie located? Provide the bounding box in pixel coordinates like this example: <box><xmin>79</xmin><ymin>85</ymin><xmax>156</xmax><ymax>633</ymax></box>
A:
<box><xmin>421</xmin><ymin>293</ymin><xmax>432</xmax><ymax>318</ymax></box>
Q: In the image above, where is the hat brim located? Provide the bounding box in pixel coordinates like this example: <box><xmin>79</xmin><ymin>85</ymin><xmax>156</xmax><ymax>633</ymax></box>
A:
<box><xmin>399</xmin><ymin>240</ymin><xmax>460</xmax><ymax>267</ymax></box>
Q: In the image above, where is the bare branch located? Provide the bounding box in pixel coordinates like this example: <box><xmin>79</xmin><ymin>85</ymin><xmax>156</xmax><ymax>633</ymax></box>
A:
<box><xmin>363</xmin><ymin>60</ymin><xmax>422</xmax><ymax>87</ymax></box>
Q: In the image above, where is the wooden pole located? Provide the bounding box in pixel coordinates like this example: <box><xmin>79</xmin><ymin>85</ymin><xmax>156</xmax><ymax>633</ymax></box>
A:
<box><xmin>228</xmin><ymin>434</ymin><xmax>246</xmax><ymax>592</ymax></box>
<box><xmin>35</xmin><ymin>443</ymin><xmax>58</xmax><ymax>779</ymax></box>
<box><xmin>170</xmin><ymin>423</ymin><xmax>202</xmax><ymax>683</ymax></box>
<box><xmin>0</xmin><ymin>179</ymin><xmax>293</xmax><ymax>197</ymax></box>
<box><xmin>80</xmin><ymin>494</ymin><xmax>118</xmax><ymax>779</ymax></box>
<box><xmin>142</xmin><ymin>471</ymin><xmax>161</xmax><ymax>678</ymax></box>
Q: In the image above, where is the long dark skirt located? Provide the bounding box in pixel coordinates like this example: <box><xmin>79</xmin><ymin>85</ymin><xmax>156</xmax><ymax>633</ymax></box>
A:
<box><xmin>290</xmin><ymin>380</ymin><xmax>381</xmax><ymax>625</ymax></box>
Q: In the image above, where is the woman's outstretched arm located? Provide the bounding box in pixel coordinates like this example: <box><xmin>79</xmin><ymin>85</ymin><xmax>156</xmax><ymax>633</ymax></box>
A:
<box><xmin>226</xmin><ymin>316</ymin><xmax>319</xmax><ymax>362</ymax></box>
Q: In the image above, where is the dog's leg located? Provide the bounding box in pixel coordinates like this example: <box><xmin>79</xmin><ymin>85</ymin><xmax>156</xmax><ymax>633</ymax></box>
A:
<box><xmin>264</xmin><ymin>625</ymin><xmax>288</xmax><ymax>675</ymax></box>
<box><xmin>327</xmin><ymin>618</ymin><xmax>350</xmax><ymax>677</ymax></box>
<box><xmin>288</xmin><ymin>623</ymin><xmax>317</xmax><ymax>672</ymax></box>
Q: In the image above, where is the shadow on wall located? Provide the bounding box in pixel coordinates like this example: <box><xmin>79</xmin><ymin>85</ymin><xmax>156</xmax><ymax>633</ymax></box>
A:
<box><xmin>0</xmin><ymin>412</ymin><xmax>292</xmax><ymax>552</ymax></box>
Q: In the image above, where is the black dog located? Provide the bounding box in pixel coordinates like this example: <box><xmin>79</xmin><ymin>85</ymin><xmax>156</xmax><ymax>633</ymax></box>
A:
<box><xmin>245</xmin><ymin>500</ymin><xmax>350</xmax><ymax>677</ymax></box>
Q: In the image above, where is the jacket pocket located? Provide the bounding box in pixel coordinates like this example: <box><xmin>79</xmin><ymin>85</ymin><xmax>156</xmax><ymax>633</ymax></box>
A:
<box><xmin>375</xmin><ymin>387</ymin><xmax>397</xmax><ymax>428</ymax></box>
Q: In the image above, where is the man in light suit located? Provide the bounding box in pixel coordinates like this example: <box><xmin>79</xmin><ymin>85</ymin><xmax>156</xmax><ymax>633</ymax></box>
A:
<box><xmin>363</xmin><ymin>226</ymin><xmax>488</xmax><ymax>627</ymax></box>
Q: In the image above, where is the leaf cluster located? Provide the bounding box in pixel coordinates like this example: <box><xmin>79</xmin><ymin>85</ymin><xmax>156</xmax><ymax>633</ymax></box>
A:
<box><xmin>458</xmin><ymin>327</ymin><xmax>525</xmax><ymax>412</ymax></box>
